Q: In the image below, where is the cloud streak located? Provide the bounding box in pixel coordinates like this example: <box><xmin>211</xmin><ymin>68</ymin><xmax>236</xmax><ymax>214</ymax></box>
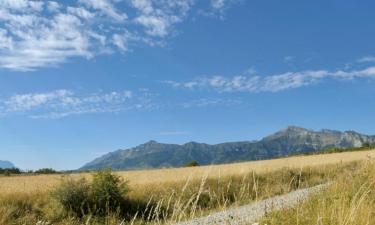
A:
<box><xmin>180</xmin><ymin>98</ymin><xmax>242</xmax><ymax>108</ymax></box>
<box><xmin>199</xmin><ymin>0</ymin><xmax>240</xmax><ymax>18</ymax></box>
<box><xmin>0</xmin><ymin>89</ymin><xmax>154</xmax><ymax>119</ymax></box>
<box><xmin>165</xmin><ymin>65</ymin><xmax>375</xmax><ymax>93</ymax></box>
<box><xmin>358</xmin><ymin>56</ymin><xmax>375</xmax><ymax>63</ymax></box>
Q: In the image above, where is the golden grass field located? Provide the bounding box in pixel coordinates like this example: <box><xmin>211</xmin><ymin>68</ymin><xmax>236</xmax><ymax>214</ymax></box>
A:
<box><xmin>261</xmin><ymin>157</ymin><xmax>375</xmax><ymax>225</ymax></box>
<box><xmin>0</xmin><ymin>150</ymin><xmax>373</xmax><ymax>225</ymax></box>
<box><xmin>1</xmin><ymin>149</ymin><xmax>374</xmax><ymax>195</ymax></box>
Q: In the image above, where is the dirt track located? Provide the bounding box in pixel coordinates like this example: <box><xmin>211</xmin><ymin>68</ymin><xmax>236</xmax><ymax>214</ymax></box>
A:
<box><xmin>174</xmin><ymin>183</ymin><xmax>328</xmax><ymax>225</ymax></box>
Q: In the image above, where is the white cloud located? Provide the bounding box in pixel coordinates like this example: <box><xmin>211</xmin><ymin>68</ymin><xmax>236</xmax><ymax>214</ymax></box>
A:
<box><xmin>0</xmin><ymin>0</ymin><xmax>238</xmax><ymax>71</ymax></box>
<box><xmin>199</xmin><ymin>0</ymin><xmax>238</xmax><ymax>18</ymax></box>
<box><xmin>180</xmin><ymin>98</ymin><xmax>242</xmax><ymax>108</ymax></box>
<box><xmin>67</xmin><ymin>6</ymin><xmax>95</xmax><ymax>20</ymax></box>
<box><xmin>0</xmin><ymin>3</ymin><xmax>98</xmax><ymax>71</ymax></box>
<box><xmin>211</xmin><ymin>0</ymin><xmax>226</xmax><ymax>10</ymax></box>
<box><xmin>78</xmin><ymin>0</ymin><xmax>127</xmax><ymax>21</ymax></box>
<box><xmin>129</xmin><ymin>0</ymin><xmax>154</xmax><ymax>15</ymax></box>
<box><xmin>112</xmin><ymin>34</ymin><xmax>128</xmax><ymax>51</ymax></box>
<box><xmin>130</xmin><ymin>0</ymin><xmax>194</xmax><ymax>37</ymax></box>
<box><xmin>4</xmin><ymin>90</ymin><xmax>73</xmax><ymax>111</ymax></box>
<box><xmin>0</xmin><ymin>88</ymin><xmax>248</xmax><ymax>118</ymax></box>
<box><xmin>135</xmin><ymin>15</ymin><xmax>169</xmax><ymax>37</ymax></box>
<box><xmin>165</xmin><ymin>65</ymin><xmax>375</xmax><ymax>93</ymax></box>
<box><xmin>0</xmin><ymin>89</ymin><xmax>155</xmax><ymax>119</ymax></box>
<box><xmin>47</xmin><ymin>1</ymin><xmax>61</xmax><ymax>12</ymax></box>
<box><xmin>358</xmin><ymin>56</ymin><xmax>375</xmax><ymax>63</ymax></box>
<box><xmin>283</xmin><ymin>56</ymin><xmax>295</xmax><ymax>63</ymax></box>
<box><xmin>0</xmin><ymin>0</ymin><xmax>44</xmax><ymax>12</ymax></box>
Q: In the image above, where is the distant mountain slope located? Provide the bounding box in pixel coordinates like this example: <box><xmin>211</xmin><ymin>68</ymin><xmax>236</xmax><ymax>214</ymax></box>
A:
<box><xmin>80</xmin><ymin>126</ymin><xmax>375</xmax><ymax>171</ymax></box>
<box><xmin>0</xmin><ymin>160</ymin><xmax>15</xmax><ymax>169</ymax></box>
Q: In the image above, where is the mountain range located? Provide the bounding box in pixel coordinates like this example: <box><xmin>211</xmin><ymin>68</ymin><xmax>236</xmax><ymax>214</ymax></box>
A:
<box><xmin>80</xmin><ymin>126</ymin><xmax>375</xmax><ymax>171</ymax></box>
<box><xmin>0</xmin><ymin>160</ymin><xmax>15</xmax><ymax>169</ymax></box>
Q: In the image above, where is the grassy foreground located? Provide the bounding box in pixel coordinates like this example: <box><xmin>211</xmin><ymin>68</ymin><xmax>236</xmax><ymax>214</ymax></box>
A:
<box><xmin>0</xmin><ymin>160</ymin><xmax>366</xmax><ymax>225</ymax></box>
<box><xmin>260</xmin><ymin>159</ymin><xmax>375</xmax><ymax>225</ymax></box>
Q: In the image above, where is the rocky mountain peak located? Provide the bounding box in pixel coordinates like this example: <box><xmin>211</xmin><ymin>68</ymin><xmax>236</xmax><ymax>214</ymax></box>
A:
<box><xmin>321</xmin><ymin>129</ymin><xmax>341</xmax><ymax>134</ymax></box>
<box><xmin>284</xmin><ymin>126</ymin><xmax>311</xmax><ymax>133</ymax></box>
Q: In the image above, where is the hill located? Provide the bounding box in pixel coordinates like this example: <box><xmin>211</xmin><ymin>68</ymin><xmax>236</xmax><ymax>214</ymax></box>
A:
<box><xmin>80</xmin><ymin>126</ymin><xmax>375</xmax><ymax>170</ymax></box>
<box><xmin>0</xmin><ymin>160</ymin><xmax>15</xmax><ymax>169</ymax></box>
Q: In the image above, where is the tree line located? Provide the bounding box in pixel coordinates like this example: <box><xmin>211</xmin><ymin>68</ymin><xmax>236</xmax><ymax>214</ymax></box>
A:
<box><xmin>0</xmin><ymin>168</ymin><xmax>59</xmax><ymax>176</ymax></box>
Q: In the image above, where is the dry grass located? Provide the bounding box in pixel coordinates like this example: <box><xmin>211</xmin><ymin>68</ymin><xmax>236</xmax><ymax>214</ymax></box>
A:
<box><xmin>1</xmin><ymin>150</ymin><xmax>374</xmax><ymax>195</ymax></box>
<box><xmin>260</xmin><ymin>159</ymin><xmax>375</xmax><ymax>225</ymax></box>
<box><xmin>0</xmin><ymin>162</ymin><xmax>356</xmax><ymax>225</ymax></box>
<box><xmin>0</xmin><ymin>150</ymin><xmax>374</xmax><ymax>225</ymax></box>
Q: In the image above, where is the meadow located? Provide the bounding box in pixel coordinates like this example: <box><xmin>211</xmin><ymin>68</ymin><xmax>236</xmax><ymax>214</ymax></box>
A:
<box><xmin>261</xmin><ymin>157</ymin><xmax>375</xmax><ymax>225</ymax></box>
<box><xmin>0</xmin><ymin>150</ymin><xmax>374</xmax><ymax>225</ymax></box>
<box><xmin>1</xmin><ymin>149</ymin><xmax>374</xmax><ymax>195</ymax></box>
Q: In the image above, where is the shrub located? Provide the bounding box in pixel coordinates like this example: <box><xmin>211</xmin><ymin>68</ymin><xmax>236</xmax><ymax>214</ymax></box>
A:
<box><xmin>185</xmin><ymin>160</ymin><xmax>200</xmax><ymax>167</ymax></box>
<box><xmin>89</xmin><ymin>169</ymin><xmax>129</xmax><ymax>215</ymax></box>
<box><xmin>51</xmin><ymin>178</ymin><xmax>90</xmax><ymax>217</ymax></box>
<box><xmin>52</xmin><ymin>169</ymin><xmax>129</xmax><ymax>217</ymax></box>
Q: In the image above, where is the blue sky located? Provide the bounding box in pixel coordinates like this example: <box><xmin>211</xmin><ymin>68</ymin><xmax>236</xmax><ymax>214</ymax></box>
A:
<box><xmin>1</xmin><ymin>0</ymin><xmax>375</xmax><ymax>170</ymax></box>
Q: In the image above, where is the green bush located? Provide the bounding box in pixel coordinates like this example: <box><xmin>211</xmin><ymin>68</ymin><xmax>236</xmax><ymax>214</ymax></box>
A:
<box><xmin>89</xmin><ymin>169</ymin><xmax>129</xmax><ymax>215</ymax></box>
<box><xmin>185</xmin><ymin>160</ymin><xmax>200</xmax><ymax>167</ymax></box>
<box><xmin>51</xmin><ymin>178</ymin><xmax>90</xmax><ymax>217</ymax></box>
<box><xmin>52</xmin><ymin>169</ymin><xmax>129</xmax><ymax>217</ymax></box>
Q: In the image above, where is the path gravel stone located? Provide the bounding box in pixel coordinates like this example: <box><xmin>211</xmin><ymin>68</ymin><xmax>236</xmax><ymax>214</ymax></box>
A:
<box><xmin>174</xmin><ymin>183</ymin><xmax>328</xmax><ymax>225</ymax></box>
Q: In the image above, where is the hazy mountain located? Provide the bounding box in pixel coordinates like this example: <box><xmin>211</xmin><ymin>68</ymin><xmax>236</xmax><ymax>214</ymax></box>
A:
<box><xmin>80</xmin><ymin>126</ymin><xmax>375</xmax><ymax>171</ymax></box>
<box><xmin>0</xmin><ymin>160</ymin><xmax>15</xmax><ymax>169</ymax></box>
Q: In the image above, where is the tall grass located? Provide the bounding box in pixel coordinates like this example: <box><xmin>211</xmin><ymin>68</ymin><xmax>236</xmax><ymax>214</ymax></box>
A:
<box><xmin>0</xmin><ymin>161</ymin><xmax>364</xmax><ymax>225</ymax></box>
<box><xmin>2</xmin><ymin>150</ymin><xmax>375</xmax><ymax>195</ymax></box>
<box><xmin>260</xmin><ymin>159</ymin><xmax>375</xmax><ymax>225</ymax></box>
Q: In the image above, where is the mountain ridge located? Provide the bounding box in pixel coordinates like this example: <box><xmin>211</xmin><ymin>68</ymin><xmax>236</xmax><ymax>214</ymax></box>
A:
<box><xmin>80</xmin><ymin>126</ymin><xmax>375</xmax><ymax>171</ymax></box>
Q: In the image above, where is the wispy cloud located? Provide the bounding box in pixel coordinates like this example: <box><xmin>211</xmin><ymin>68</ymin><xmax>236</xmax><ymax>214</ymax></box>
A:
<box><xmin>165</xmin><ymin>65</ymin><xmax>375</xmax><ymax>93</ymax></box>
<box><xmin>200</xmin><ymin>0</ymin><xmax>240</xmax><ymax>18</ymax></box>
<box><xmin>0</xmin><ymin>1</ymin><xmax>99</xmax><ymax>71</ymax></box>
<box><xmin>79</xmin><ymin>0</ymin><xmax>127</xmax><ymax>21</ymax></box>
<box><xmin>0</xmin><ymin>89</ymin><xmax>154</xmax><ymax>119</ymax></box>
<box><xmin>0</xmin><ymin>89</ymin><xmax>248</xmax><ymax>119</ymax></box>
<box><xmin>180</xmin><ymin>98</ymin><xmax>242</xmax><ymax>108</ymax></box>
<box><xmin>283</xmin><ymin>56</ymin><xmax>295</xmax><ymax>64</ymax></box>
<box><xmin>358</xmin><ymin>56</ymin><xmax>375</xmax><ymax>63</ymax></box>
<box><xmin>130</xmin><ymin>0</ymin><xmax>194</xmax><ymax>38</ymax></box>
<box><xmin>0</xmin><ymin>0</ymin><xmax>237</xmax><ymax>71</ymax></box>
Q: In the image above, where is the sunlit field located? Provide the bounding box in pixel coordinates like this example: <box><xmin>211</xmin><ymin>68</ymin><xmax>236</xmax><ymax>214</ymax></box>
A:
<box><xmin>1</xmin><ymin>150</ymin><xmax>374</xmax><ymax>195</ymax></box>
<box><xmin>0</xmin><ymin>150</ymin><xmax>373</xmax><ymax>224</ymax></box>
<box><xmin>261</xmin><ymin>158</ymin><xmax>375</xmax><ymax>225</ymax></box>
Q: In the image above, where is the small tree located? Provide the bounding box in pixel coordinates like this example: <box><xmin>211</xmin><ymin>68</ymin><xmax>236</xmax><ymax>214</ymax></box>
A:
<box><xmin>89</xmin><ymin>169</ymin><xmax>129</xmax><ymax>215</ymax></box>
<box><xmin>52</xmin><ymin>178</ymin><xmax>90</xmax><ymax>217</ymax></box>
<box><xmin>185</xmin><ymin>160</ymin><xmax>200</xmax><ymax>167</ymax></box>
<box><xmin>52</xmin><ymin>169</ymin><xmax>129</xmax><ymax>217</ymax></box>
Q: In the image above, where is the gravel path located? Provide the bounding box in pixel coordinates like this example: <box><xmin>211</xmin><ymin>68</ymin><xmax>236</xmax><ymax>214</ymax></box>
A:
<box><xmin>174</xmin><ymin>183</ymin><xmax>328</xmax><ymax>225</ymax></box>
